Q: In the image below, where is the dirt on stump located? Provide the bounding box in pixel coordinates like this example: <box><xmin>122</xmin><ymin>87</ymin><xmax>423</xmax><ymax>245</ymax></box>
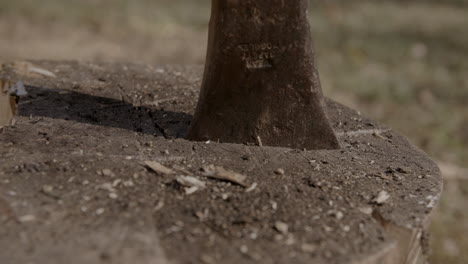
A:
<box><xmin>0</xmin><ymin>61</ymin><xmax>442</xmax><ymax>264</ymax></box>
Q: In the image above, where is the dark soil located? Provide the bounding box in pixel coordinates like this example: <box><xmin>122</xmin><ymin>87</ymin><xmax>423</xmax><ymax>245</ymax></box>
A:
<box><xmin>0</xmin><ymin>61</ymin><xmax>442</xmax><ymax>264</ymax></box>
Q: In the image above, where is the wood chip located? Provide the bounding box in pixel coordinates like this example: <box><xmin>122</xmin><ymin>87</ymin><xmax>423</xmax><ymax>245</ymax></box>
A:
<box><xmin>374</xmin><ymin>190</ymin><xmax>390</xmax><ymax>204</ymax></box>
<box><xmin>256</xmin><ymin>136</ymin><xmax>263</xmax><ymax>147</ymax></box>
<box><xmin>301</xmin><ymin>243</ymin><xmax>317</xmax><ymax>253</ymax></box>
<box><xmin>101</xmin><ymin>168</ymin><xmax>115</xmax><ymax>177</ymax></box>
<box><xmin>145</xmin><ymin>161</ymin><xmax>174</xmax><ymax>175</ymax></box>
<box><xmin>426</xmin><ymin>195</ymin><xmax>439</xmax><ymax>208</ymax></box>
<box><xmin>154</xmin><ymin>200</ymin><xmax>165</xmax><ymax>211</ymax></box>
<box><xmin>30</xmin><ymin>66</ymin><xmax>57</xmax><ymax>78</ymax></box>
<box><xmin>18</xmin><ymin>214</ymin><xmax>36</xmax><ymax>223</ymax></box>
<box><xmin>176</xmin><ymin>176</ymin><xmax>206</xmax><ymax>189</ymax></box>
<box><xmin>245</xmin><ymin>182</ymin><xmax>258</xmax><ymax>193</ymax></box>
<box><xmin>373</xmin><ymin>131</ymin><xmax>392</xmax><ymax>142</ymax></box>
<box><xmin>274</xmin><ymin>168</ymin><xmax>285</xmax><ymax>175</ymax></box>
<box><xmin>95</xmin><ymin>208</ymin><xmax>105</xmax><ymax>215</ymax></box>
<box><xmin>359</xmin><ymin>207</ymin><xmax>373</xmax><ymax>215</ymax></box>
<box><xmin>10</xmin><ymin>61</ymin><xmax>56</xmax><ymax>78</ymax></box>
<box><xmin>184</xmin><ymin>186</ymin><xmax>199</xmax><ymax>195</ymax></box>
<box><xmin>274</xmin><ymin>221</ymin><xmax>289</xmax><ymax>235</ymax></box>
<box><xmin>41</xmin><ymin>185</ymin><xmax>54</xmax><ymax>194</ymax></box>
<box><xmin>203</xmin><ymin>165</ymin><xmax>248</xmax><ymax>187</ymax></box>
<box><xmin>0</xmin><ymin>80</ymin><xmax>16</xmax><ymax>128</ymax></box>
<box><xmin>97</xmin><ymin>182</ymin><xmax>116</xmax><ymax>193</ymax></box>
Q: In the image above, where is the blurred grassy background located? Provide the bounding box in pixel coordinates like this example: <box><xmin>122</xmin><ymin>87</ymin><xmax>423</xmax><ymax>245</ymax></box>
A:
<box><xmin>0</xmin><ymin>0</ymin><xmax>467</xmax><ymax>262</ymax></box>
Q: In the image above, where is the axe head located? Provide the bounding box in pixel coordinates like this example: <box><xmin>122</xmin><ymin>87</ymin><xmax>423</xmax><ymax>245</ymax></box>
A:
<box><xmin>188</xmin><ymin>0</ymin><xmax>339</xmax><ymax>150</ymax></box>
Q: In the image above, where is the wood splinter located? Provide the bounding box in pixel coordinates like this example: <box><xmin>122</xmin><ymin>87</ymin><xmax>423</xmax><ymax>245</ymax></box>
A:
<box><xmin>1</xmin><ymin>80</ymin><xmax>26</xmax><ymax>128</ymax></box>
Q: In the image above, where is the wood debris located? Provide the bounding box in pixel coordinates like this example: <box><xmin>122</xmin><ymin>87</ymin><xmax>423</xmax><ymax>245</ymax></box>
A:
<box><xmin>112</xmin><ymin>179</ymin><xmax>122</xmax><ymax>187</ymax></box>
<box><xmin>245</xmin><ymin>182</ymin><xmax>258</xmax><ymax>193</ymax></box>
<box><xmin>176</xmin><ymin>176</ymin><xmax>206</xmax><ymax>189</ymax></box>
<box><xmin>373</xmin><ymin>131</ymin><xmax>392</xmax><ymax>142</ymax></box>
<box><xmin>9</xmin><ymin>61</ymin><xmax>57</xmax><ymax>78</ymax></box>
<box><xmin>99</xmin><ymin>169</ymin><xmax>116</xmax><ymax>177</ymax></box>
<box><xmin>195</xmin><ymin>208</ymin><xmax>209</xmax><ymax>221</ymax></box>
<box><xmin>301</xmin><ymin>243</ymin><xmax>317</xmax><ymax>253</ymax></box>
<box><xmin>256</xmin><ymin>136</ymin><xmax>263</xmax><ymax>147</ymax></box>
<box><xmin>274</xmin><ymin>221</ymin><xmax>289</xmax><ymax>235</ymax></box>
<box><xmin>154</xmin><ymin>200</ymin><xmax>165</xmax><ymax>212</ymax></box>
<box><xmin>177</xmin><ymin>176</ymin><xmax>206</xmax><ymax>195</ymax></box>
<box><xmin>18</xmin><ymin>214</ymin><xmax>36</xmax><ymax>223</ymax></box>
<box><xmin>97</xmin><ymin>182</ymin><xmax>117</xmax><ymax>193</ymax></box>
<box><xmin>29</xmin><ymin>66</ymin><xmax>57</xmax><ymax>78</ymax></box>
<box><xmin>184</xmin><ymin>186</ymin><xmax>198</xmax><ymax>195</ymax></box>
<box><xmin>40</xmin><ymin>184</ymin><xmax>60</xmax><ymax>199</ymax></box>
<box><xmin>426</xmin><ymin>195</ymin><xmax>439</xmax><ymax>209</ymax></box>
<box><xmin>270</xmin><ymin>201</ymin><xmax>278</xmax><ymax>211</ymax></box>
<box><xmin>122</xmin><ymin>180</ymin><xmax>135</xmax><ymax>187</ymax></box>
<box><xmin>145</xmin><ymin>161</ymin><xmax>174</xmax><ymax>175</ymax></box>
<box><xmin>359</xmin><ymin>207</ymin><xmax>373</xmax><ymax>215</ymax></box>
<box><xmin>274</xmin><ymin>168</ymin><xmax>285</xmax><ymax>175</ymax></box>
<box><xmin>173</xmin><ymin>166</ymin><xmax>192</xmax><ymax>175</ymax></box>
<box><xmin>202</xmin><ymin>165</ymin><xmax>248</xmax><ymax>187</ymax></box>
<box><xmin>239</xmin><ymin>245</ymin><xmax>248</xmax><ymax>254</ymax></box>
<box><xmin>374</xmin><ymin>190</ymin><xmax>390</xmax><ymax>204</ymax></box>
<box><xmin>41</xmin><ymin>185</ymin><xmax>54</xmax><ymax>194</ymax></box>
<box><xmin>328</xmin><ymin>210</ymin><xmax>344</xmax><ymax>220</ymax></box>
<box><xmin>0</xmin><ymin>80</ymin><xmax>17</xmax><ymax>128</ymax></box>
<box><xmin>97</xmin><ymin>182</ymin><xmax>119</xmax><ymax>199</ymax></box>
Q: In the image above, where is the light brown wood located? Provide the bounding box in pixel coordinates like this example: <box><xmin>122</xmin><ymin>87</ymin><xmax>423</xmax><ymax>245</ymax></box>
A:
<box><xmin>0</xmin><ymin>80</ymin><xmax>15</xmax><ymax>128</ymax></box>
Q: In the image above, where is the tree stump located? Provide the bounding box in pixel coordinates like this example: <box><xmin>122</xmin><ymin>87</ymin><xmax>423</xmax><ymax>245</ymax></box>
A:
<box><xmin>0</xmin><ymin>61</ymin><xmax>442</xmax><ymax>264</ymax></box>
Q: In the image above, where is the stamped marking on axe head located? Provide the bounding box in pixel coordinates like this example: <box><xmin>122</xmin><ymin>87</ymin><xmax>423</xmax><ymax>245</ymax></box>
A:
<box><xmin>188</xmin><ymin>0</ymin><xmax>340</xmax><ymax>150</ymax></box>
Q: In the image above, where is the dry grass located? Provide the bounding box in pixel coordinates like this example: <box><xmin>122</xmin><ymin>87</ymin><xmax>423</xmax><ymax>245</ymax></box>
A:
<box><xmin>0</xmin><ymin>0</ymin><xmax>467</xmax><ymax>262</ymax></box>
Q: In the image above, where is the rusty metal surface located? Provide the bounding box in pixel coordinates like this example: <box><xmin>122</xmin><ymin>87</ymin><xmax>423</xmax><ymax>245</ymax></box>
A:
<box><xmin>188</xmin><ymin>0</ymin><xmax>339</xmax><ymax>150</ymax></box>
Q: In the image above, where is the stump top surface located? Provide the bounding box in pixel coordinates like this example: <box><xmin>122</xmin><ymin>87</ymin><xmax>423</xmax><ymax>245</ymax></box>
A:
<box><xmin>0</xmin><ymin>61</ymin><xmax>442</xmax><ymax>264</ymax></box>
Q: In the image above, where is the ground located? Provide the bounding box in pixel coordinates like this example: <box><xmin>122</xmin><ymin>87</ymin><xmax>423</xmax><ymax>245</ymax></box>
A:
<box><xmin>0</xmin><ymin>0</ymin><xmax>467</xmax><ymax>262</ymax></box>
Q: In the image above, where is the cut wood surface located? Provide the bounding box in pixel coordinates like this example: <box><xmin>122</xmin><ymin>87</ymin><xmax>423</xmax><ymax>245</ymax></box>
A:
<box><xmin>0</xmin><ymin>80</ymin><xmax>15</xmax><ymax>128</ymax></box>
<box><xmin>0</xmin><ymin>61</ymin><xmax>442</xmax><ymax>264</ymax></box>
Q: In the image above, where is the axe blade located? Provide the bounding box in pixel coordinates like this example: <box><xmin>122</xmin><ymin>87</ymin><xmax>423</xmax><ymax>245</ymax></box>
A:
<box><xmin>188</xmin><ymin>0</ymin><xmax>339</xmax><ymax>150</ymax></box>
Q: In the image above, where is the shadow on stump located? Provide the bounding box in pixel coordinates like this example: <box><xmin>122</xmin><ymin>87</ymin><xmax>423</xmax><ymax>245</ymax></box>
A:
<box><xmin>18</xmin><ymin>86</ymin><xmax>192</xmax><ymax>139</ymax></box>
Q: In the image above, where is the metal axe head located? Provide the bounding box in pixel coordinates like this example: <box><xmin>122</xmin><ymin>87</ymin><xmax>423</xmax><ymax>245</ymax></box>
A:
<box><xmin>188</xmin><ymin>0</ymin><xmax>340</xmax><ymax>150</ymax></box>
